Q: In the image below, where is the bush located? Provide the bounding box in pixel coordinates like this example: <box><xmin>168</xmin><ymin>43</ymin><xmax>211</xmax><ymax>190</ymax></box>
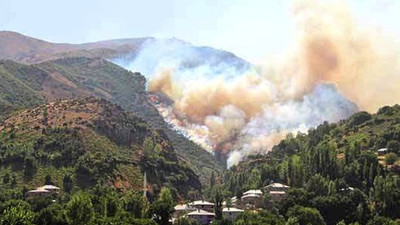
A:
<box><xmin>387</xmin><ymin>141</ymin><xmax>400</xmax><ymax>154</ymax></box>
<box><xmin>385</xmin><ymin>153</ymin><xmax>398</xmax><ymax>165</ymax></box>
<box><xmin>348</xmin><ymin>112</ymin><xmax>372</xmax><ymax>128</ymax></box>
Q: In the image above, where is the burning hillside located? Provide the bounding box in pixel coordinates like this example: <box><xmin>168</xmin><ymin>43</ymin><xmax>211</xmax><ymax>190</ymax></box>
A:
<box><xmin>117</xmin><ymin>0</ymin><xmax>400</xmax><ymax>167</ymax></box>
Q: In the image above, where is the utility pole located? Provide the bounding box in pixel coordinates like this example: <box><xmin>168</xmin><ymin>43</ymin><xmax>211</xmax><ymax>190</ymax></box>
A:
<box><xmin>143</xmin><ymin>172</ymin><xmax>148</xmax><ymax>197</ymax></box>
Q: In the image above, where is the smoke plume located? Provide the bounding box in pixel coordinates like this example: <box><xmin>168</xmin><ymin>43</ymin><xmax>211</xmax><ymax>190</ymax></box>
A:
<box><xmin>114</xmin><ymin>0</ymin><xmax>400</xmax><ymax>167</ymax></box>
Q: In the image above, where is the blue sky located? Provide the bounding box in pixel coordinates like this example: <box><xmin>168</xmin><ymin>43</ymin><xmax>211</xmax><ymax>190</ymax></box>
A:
<box><xmin>1</xmin><ymin>0</ymin><xmax>399</xmax><ymax>62</ymax></box>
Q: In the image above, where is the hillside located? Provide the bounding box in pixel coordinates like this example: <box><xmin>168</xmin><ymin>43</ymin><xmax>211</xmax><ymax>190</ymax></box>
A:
<box><xmin>224</xmin><ymin>105</ymin><xmax>400</xmax><ymax>192</ymax></box>
<box><xmin>0</xmin><ymin>31</ymin><xmax>251</xmax><ymax>71</ymax></box>
<box><xmin>0</xmin><ymin>57</ymin><xmax>223</xmax><ymax>184</ymax></box>
<box><xmin>0</xmin><ymin>98</ymin><xmax>202</xmax><ymax>197</ymax></box>
<box><xmin>0</xmin><ymin>31</ymin><xmax>149</xmax><ymax>63</ymax></box>
<box><xmin>219</xmin><ymin>104</ymin><xmax>400</xmax><ymax>225</ymax></box>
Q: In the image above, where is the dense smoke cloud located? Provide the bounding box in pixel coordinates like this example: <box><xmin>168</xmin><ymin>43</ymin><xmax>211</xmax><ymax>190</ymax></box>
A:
<box><xmin>114</xmin><ymin>0</ymin><xmax>400</xmax><ymax>167</ymax></box>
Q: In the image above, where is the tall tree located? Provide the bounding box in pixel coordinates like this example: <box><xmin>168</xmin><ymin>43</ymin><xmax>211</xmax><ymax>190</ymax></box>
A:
<box><xmin>214</xmin><ymin>187</ymin><xmax>223</xmax><ymax>220</ymax></box>
<box><xmin>151</xmin><ymin>187</ymin><xmax>175</xmax><ymax>225</ymax></box>
<box><xmin>0</xmin><ymin>204</ymin><xmax>34</xmax><ymax>225</ymax></box>
<box><xmin>62</xmin><ymin>174</ymin><xmax>73</xmax><ymax>194</ymax></box>
<box><xmin>65</xmin><ymin>192</ymin><xmax>94</xmax><ymax>225</ymax></box>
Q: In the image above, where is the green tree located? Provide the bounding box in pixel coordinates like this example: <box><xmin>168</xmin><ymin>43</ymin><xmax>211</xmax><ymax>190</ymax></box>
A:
<box><xmin>387</xmin><ymin>140</ymin><xmax>400</xmax><ymax>154</ymax></box>
<box><xmin>11</xmin><ymin>174</ymin><xmax>17</xmax><ymax>186</ymax></box>
<box><xmin>366</xmin><ymin>216</ymin><xmax>400</xmax><ymax>225</ymax></box>
<box><xmin>99</xmin><ymin>190</ymin><xmax>120</xmax><ymax>218</ymax></box>
<box><xmin>63</xmin><ymin>174</ymin><xmax>73</xmax><ymax>194</ymax></box>
<box><xmin>177</xmin><ymin>217</ymin><xmax>201</xmax><ymax>225</ymax></box>
<box><xmin>3</xmin><ymin>172</ymin><xmax>10</xmax><ymax>184</ymax></box>
<box><xmin>121</xmin><ymin>191</ymin><xmax>149</xmax><ymax>218</ymax></box>
<box><xmin>23</xmin><ymin>156</ymin><xmax>37</xmax><ymax>178</ymax></box>
<box><xmin>34</xmin><ymin>204</ymin><xmax>67</xmax><ymax>225</ymax></box>
<box><xmin>1</xmin><ymin>204</ymin><xmax>34</xmax><ymax>225</ymax></box>
<box><xmin>385</xmin><ymin>153</ymin><xmax>397</xmax><ymax>165</ymax></box>
<box><xmin>214</xmin><ymin>187</ymin><xmax>223</xmax><ymax>220</ymax></box>
<box><xmin>45</xmin><ymin>174</ymin><xmax>52</xmax><ymax>185</ymax></box>
<box><xmin>306</xmin><ymin>174</ymin><xmax>329</xmax><ymax>196</ymax></box>
<box><xmin>286</xmin><ymin>206</ymin><xmax>326</xmax><ymax>225</ymax></box>
<box><xmin>210</xmin><ymin>171</ymin><xmax>216</xmax><ymax>188</ymax></box>
<box><xmin>151</xmin><ymin>187</ymin><xmax>175</xmax><ymax>225</ymax></box>
<box><xmin>65</xmin><ymin>192</ymin><xmax>94</xmax><ymax>225</ymax></box>
<box><xmin>247</xmin><ymin>168</ymin><xmax>261</xmax><ymax>189</ymax></box>
<box><xmin>234</xmin><ymin>210</ymin><xmax>284</xmax><ymax>225</ymax></box>
<box><xmin>42</xmin><ymin>106</ymin><xmax>48</xmax><ymax>126</ymax></box>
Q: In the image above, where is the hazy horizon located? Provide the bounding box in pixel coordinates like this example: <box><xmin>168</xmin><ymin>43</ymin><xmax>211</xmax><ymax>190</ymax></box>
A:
<box><xmin>1</xmin><ymin>0</ymin><xmax>400</xmax><ymax>62</ymax></box>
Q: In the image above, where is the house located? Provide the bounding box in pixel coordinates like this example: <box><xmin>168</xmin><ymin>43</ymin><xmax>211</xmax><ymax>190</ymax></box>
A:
<box><xmin>231</xmin><ymin>196</ymin><xmax>238</xmax><ymax>204</ymax></box>
<box><xmin>27</xmin><ymin>189</ymin><xmax>51</xmax><ymax>198</ymax></box>
<box><xmin>187</xmin><ymin>209</ymin><xmax>215</xmax><ymax>225</ymax></box>
<box><xmin>240</xmin><ymin>190</ymin><xmax>263</xmax><ymax>209</ymax></box>
<box><xmin>378</xmin><ymin>148</ymin><xmax>388</xmax><ymax>156</ymax></box>
<box><xmin>241</xmin><ymin>193</ymin><xmax>261</xmax><ymax>203</ymax></box>
<box><xmin>243</xmin><ymin>189</ymin><xmax>263</xmax><ymax>196</ymax></box>
<box><xmin>241</xmin><ymin>189</ymin><xmax>263</xmax><ymax>203</ymax></box>
<box><xmin>173</xmin><ymin>204</ymin><xmax>196</xmax><ymax>219</ymax></box>
<box><xmin>269</xmin><ymin>191</ymin><xmax>286</xmax><ymax>202</ymax></box>
<box><xmin>264</xmin><ymin>183</ymin><xmax>290</xmax><ymax>202</ymax></box>
<box><xmin>223</xmin><ymin>207</ymin><xmax>244</xmax><ymax>221</ymax></box>
<box><xmin>189</xmin><ymin>200</ymin><xmax>214</xmax><ymax>212</ymax></box>
<box><xmin>265</xmin><ymin>183</ymin><xmax>290</xmax><ymax>192</ymax></box>
<box><xmin>339</xmin><ymin>187</ymin><xmax>355</xmax><ymax>192</ymax></box>
<box><xmin>26</xmin><ymin>185</ymin><xmax>60</xmax><ymax>198</ymax></box>
<box><xmin>40</xmin><ymin>185</ymin><xmax>60</xmax><ymax>194</ymax></box>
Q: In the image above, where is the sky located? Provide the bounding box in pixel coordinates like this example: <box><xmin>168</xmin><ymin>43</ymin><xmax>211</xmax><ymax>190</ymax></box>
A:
<box><xmin>1</xmin><ymin>0</ymin><xmax>400</xmax><ymax>62</ymax></box>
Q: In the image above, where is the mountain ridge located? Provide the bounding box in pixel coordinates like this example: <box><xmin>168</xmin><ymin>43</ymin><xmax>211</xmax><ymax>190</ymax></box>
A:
<box><xmin>0</xmin><ymin>97</ymin><xmax>202</xmax><ymax>197</ymax></box>
<box><xmin>0</xmin><ymin>57</ymin><xmax>223</xmax><ymax>184</ymax></box>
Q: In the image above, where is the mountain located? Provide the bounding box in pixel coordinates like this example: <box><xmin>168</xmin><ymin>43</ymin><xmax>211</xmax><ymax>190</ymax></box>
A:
<box><xmin>0</xmin><ymin>57</ymin><xmax>223</xmax><ymax>184</ymax></box>
<box><xmin>224</xmin><ymin>105</ymin><xmax>400</xmax><ymax>190</ymax></box>
<box><xmin>0</xmin><ymin>97</ymin><xmax>202</xmax><ymax>197</ymax></box>
<box><xmin>0</xmin><ymin>31</ymin><xmax>251</xmax><ymax>72</ymax></box>
<box><xmin>218</xmin><ymin>105</ymin><xmax>400</xmax><ymax>225</ymax></box>
<box><xmin>0</xmin><ymin>31</ymin><xmax>149</xmax><ymax>63</ymax></box>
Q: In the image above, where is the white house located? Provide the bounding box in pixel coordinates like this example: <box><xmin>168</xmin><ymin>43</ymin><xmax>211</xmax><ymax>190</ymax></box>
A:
<box><xmin>269</xmin><ymin>191</ymin><xmax>286</xmax><ymax>202</ymax></box>
<box><xmin>378</xmin><ymin>148</ymin><xmax>388</xmax><ymax>156</ymax></box>
<box><xmin>173</xmin><ymin>204</ymin><xmax>196</xmax><ymax>219</ymax></box>
<box><xmin>265</xmin><ymin>183</ymin><xmax>290</xmax><ymax>192</ymax></box>
<box><xmin>243</xmin><ymin>189</ymin><xmax>263</xmax><ymax>196</ymax></box>
<box><xmin>27</xmin><ymin>185</ymin><xmax>60</xmax><ymax>198</ymax></box>
<box><xmin>40</xmin><ymin>185</ymin><xmax>60</xmax><ymax>194</ymax></box>
<box><xmin>189</xmin><ymin>200</ymin><xmax>214</xmax><ymax>212</ymax></box>
<box><xmin>187</xmin><ymin>209</ymin><xmax>215</xmax><ymax>225</ymax></box>
<box><xmin>223</xmin><ymin>207</ymin><xmax>244</xmax><ymax>221</ymax></box>
<box><xmin>241</xmin><ymin>189</ymin><xmax>263</xmax><ymax>204</ymax></box>
<box><xmin>27</xmin><ymin>189</ymin><xmax>50</xmax><ymax>198</ymax></box>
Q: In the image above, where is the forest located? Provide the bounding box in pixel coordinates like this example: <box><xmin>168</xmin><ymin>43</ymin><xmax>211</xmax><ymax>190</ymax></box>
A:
<box><xmin>2</xmin><ymin>103</ymin><xmax>400</xmax><ymax>225</ymax></box>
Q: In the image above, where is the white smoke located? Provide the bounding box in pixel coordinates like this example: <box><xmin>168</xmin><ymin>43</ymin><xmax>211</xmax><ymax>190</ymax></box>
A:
<box><xmin>112</xmin><ymin>0</ymin><xmax>400</xmax><ymax>167</ymax></box>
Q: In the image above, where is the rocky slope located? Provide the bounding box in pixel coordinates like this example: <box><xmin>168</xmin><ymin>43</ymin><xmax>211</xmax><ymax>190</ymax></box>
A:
<box><xmin>0</xmin><ymin>98</ymin><xmax>202</xmax><ymax>197</ymax></box>
<box><xmin>0</xmin><ymin>57</ymin><xmax>223</xmax><ymax>184</ymax></box>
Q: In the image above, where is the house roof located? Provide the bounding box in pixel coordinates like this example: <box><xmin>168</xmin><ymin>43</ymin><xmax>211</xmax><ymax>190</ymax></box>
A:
<box><xmin>269</xmin><ymin>191</ymin><xmax>286</xmax><ymax>195</ymax></box>
<box><xmin>174</xmin><ymin>204</ymin><xmax>195</xmax><ymax>211</ymax></box>
<box><xmin>378</xmin><ymin>148</ymin><xmax>388</xmax><ymax>152</ymax></box>
<box><xmin>266</xmin><ymin>183</ymin><xmax>290</xmax><ymax>189</ymax></box>
<box><xmin>243</xmin><ymin>189</ymin><xmax>263</xmax><ymax>195</ymax></box>
<box><xmin>223</xmin><ymin>207</ymin><xmax>244</xmax><ymax>213</ymax></box>
<box><xmin>190</xmin><ymin>200</ymin><xmax>214</xmax><ymax>206</ymax></box>
<box><xmin>339</xmin><ymin>187</ymin><xmax>355</xmax><ymax>191</ymax></box>
<box><xmin>39</xmin><ymin>185</ymin><xmax>60</xmax><ymax>190</ymax></box>
<box><xmin>28</xmin><ymin>189</ymin><xmax>50</xmax><ymax>193</ymax></box>
<box><xmin>187</xmin><ymin>209</ymin><xmax>215</xmax><ymax>216</ymax></box>
<box><xmin>241</xmin><ymin>193</ymin><xmax>261</xmax><ymax>199</ymax></box>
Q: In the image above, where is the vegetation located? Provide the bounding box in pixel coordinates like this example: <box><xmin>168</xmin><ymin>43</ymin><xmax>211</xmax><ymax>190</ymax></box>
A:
<box><xmin>3</xmin><ymin>53</ymin><xmax>400</xmax><ymax>224</ymax></box>
<box><xmin>216</xmin><ymin>105</ymin><xmax>400</xmax><ymax>225</ymax></box>
<box><xmin>0</xmin><ymin>98</ymin><xmax>201</xmax><ymax>198</ymax></box>
<box><xmin>0</xmin><ymin>57</ymin><xmax>222</xmax><ymax>184</ymax></box>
